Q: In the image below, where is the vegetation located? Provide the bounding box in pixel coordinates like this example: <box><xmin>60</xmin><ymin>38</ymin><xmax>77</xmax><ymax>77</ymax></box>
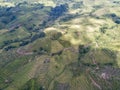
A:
<box><xmin>0</xmin><ymin>0</ymin><xmax>120</xmax><ymax>90</ymax></box>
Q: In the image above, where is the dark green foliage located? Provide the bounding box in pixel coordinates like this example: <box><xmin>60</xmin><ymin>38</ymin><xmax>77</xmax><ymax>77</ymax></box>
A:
<box><xmin>0</xmin><ymin>7</ymin><xmax>17</xmax><ymax>27</ymax></box>
<box><xmin>100</xmin><ymin>26</ymin><xmax>108</xmax><ymax>33</ymax></box>
<box><xmin>106</xmin><ymin>13</ymin><xmax>120</xmax><ymax>24</ymax></box>
<box><xmin>4</xmin><ymin>45</ymin><xmax>16</xmax><ymax>51</ymax></box>
<box><xmin>0</xmin><ymin>3</ymin><xmax>50</xmax><ymax>30</ymax></box>
<box><xmin>53</xmin><ymin>0</ymin><xmax>74</xmax><ymax>5</ymax></box>
<box><xmin>115</xmin><ymin>19</ymin><xmax>120</xmax><ymax>24</ymax></box>
<box><xmin>34</xmin><ymin>47</ymin><xmax>48</xmax><ymax>55</ymax></box>
<box><xmin>50</xmin><ymin>32</ymin><xmax>62</xmax><ymax>40</ymax></box>
<box><xmin>3</xmin><ymin>40</ymin><xmax>14</xmax><ymax>45</ymax></box>
<box><xmin>93</xmin><ymin>5</ymin><xmax>102</xmax><ymax>9</ymax></box>
<box><xmin>79</xmin><ymin>45</ymin><xmax>90</xmax><ymax>55</ymax></box>
<box><xmin>32</xmin><ymin>4</ymin><xmax>68</xmax><ymax>29</ymax></box>
<box><xmin>78</xmin><ymin>45</ymin><xmax>91</xmax><ymax>64</ymax></box>
<box><xmin>31</xmin><ymin>32</ymin><xmax>45</xmax><ymax>42</ymax></box>
<box><xmin>60</xmin><ymin>14</ymin><xmax>79</xmax><ymax>22</ymax></box>
<box><xmin>49</xmin><ymin>4</ymin><xmax>68</xmax><ymax>19</ymax></box>
<box><xmin>19</xmin><ymin>41</ymin><xmax>30</xmax><ymax>46</ymax></box>
<box><xmin>110</xmin><ymin>13</ymin><xmax>116</xmax><ymax>17</ymax></box>
<box><xmin>113</xmin><ymin>1</ymin><xmax>120</xmax><ymax>4</ymax></box>
<box><xmin>1</xmin><ymin>36</ymin><xmax>30</xmax><ymax>49</ymax></box>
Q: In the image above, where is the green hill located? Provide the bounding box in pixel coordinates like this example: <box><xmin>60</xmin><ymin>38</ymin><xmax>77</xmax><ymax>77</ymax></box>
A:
<box><xmin>0</xmin><ymin>0</ymin><xmax>120</xmax><ymax>90</ymax></box>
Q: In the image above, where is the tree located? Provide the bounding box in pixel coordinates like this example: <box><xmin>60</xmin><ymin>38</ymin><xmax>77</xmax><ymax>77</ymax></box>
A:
<box><xmin>50</xmin><ymin>4</ymin><xmax>68</xmax><ymax>19</ymax></box>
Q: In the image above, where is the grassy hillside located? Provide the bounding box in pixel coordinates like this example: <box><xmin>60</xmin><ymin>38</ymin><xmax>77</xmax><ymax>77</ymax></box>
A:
<box><xmin>0</xmin><ymin>0</ymin><xmax>120</xmax><ymax>90</ymax></box>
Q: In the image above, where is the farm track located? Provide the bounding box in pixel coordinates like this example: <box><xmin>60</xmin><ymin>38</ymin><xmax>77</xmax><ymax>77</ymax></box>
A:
<box><xmin>16</xmin><ymin>47</ymin><xmax>33</xmax><ymax>55</ymax></box>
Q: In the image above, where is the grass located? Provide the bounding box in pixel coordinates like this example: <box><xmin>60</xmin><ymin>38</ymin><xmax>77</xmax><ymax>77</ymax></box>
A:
<box><xmin>0</xmin><ymin>51</ymin><xmax>34</xmax><ymax>89</ymax></box>
<box><xmin>0</xmin><ymin>27</ymin><xmax>30</xmax><ymax>47</ymax></box>
<box><xmin>51</xmin><ymin>40</ymin><xmax>63</xmax><ymax>53</ymax></box>
<box><xmin>70</xmin><ymin>73</ymin><xmax>94</xmax><ymax>90</ymax></box>
<box><xmin>5</xmin><ymin>61</ymin><xmax>34</xmax><ymax>90</ymax></box>
<box><xmin>26</xmin><ymin>37</ymin><xmax>52</xmax><ymax>53</ymax></box>
<box><xmin>0</xmin><ymin>2</ymin><xmax>15</xmax><ymax>7</ymax></box>
<box><xmin>0</xmin><ymin>0</ymin><xmax>120</xmax><ymax>90</ymax></box>
<box><xmin>116</xmin><ymin>52</ymin><xmax>120</xmax><ymax>67</ymax></box>
<box><xmin>81</xmin><ymin>49</ymin><xmax>116</xmax><ymax>66</ymax></box>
